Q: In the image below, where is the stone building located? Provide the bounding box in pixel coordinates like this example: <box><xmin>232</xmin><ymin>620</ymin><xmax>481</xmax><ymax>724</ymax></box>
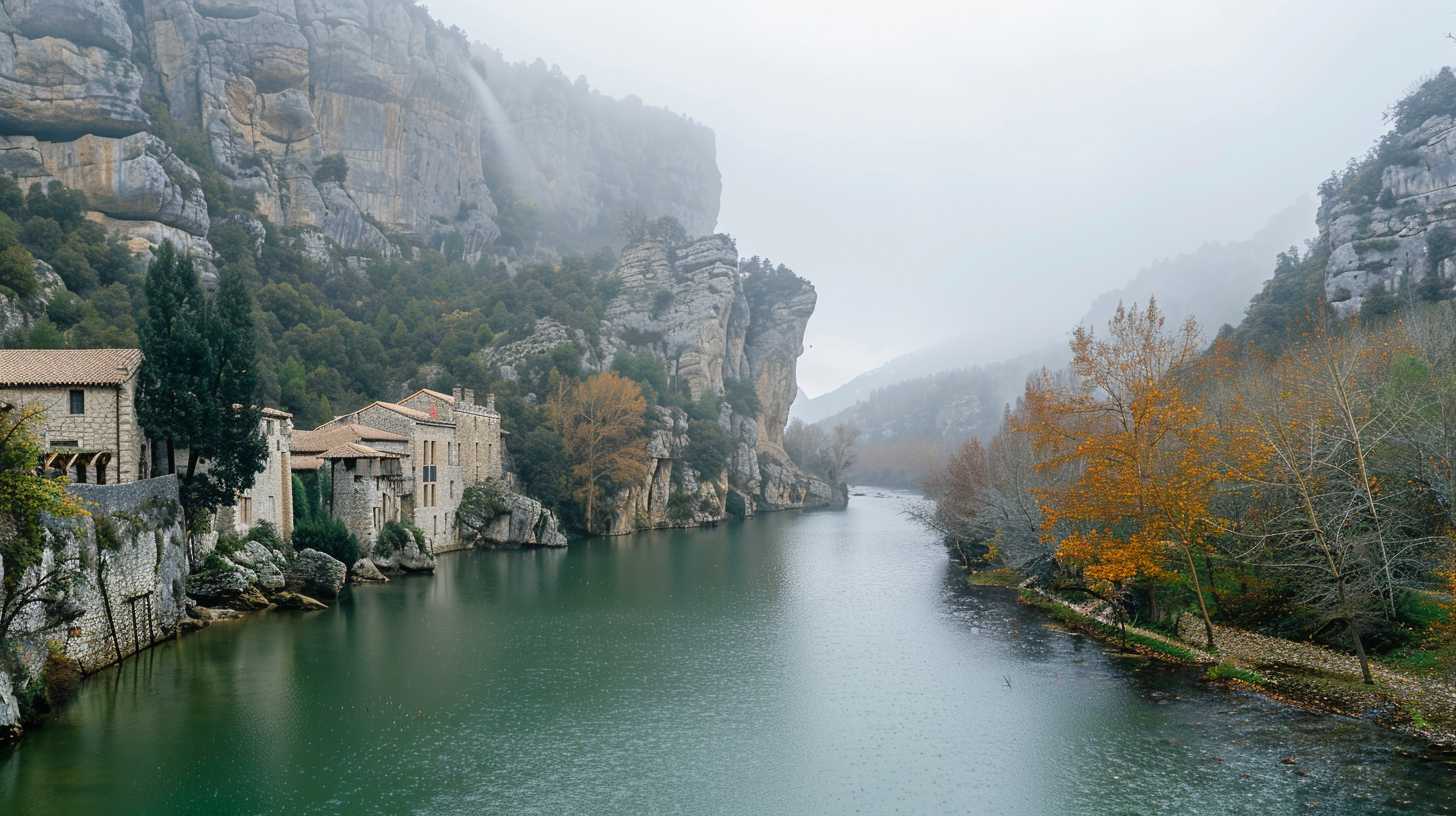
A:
<box><xmin>0</xmin><ymin>348</ymin><xmax>147</xmax><ymax>485</ymax></box>
<box><xmin>401</xmin><ymin>386</ymin><xmax>504</xmax><ymax>485</ymax></box>
<box><xmin>225</xmin><ymin>407</ymin><xmax>295</xmax><ymax>542</ymax></box>
<box><xmin>319</xmin><ymin>442</ymin><xmax>408</xmax><ymax>550</ymax></box>
<box><xmin>316</xmin><ymin>402</ymin><xmax>461</xmax><ymax>552</ymax></box>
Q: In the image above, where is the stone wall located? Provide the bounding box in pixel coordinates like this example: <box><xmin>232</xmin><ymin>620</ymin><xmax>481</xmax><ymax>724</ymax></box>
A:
<box><xmin>229</xmin><ymin>412</ymin><xmax>294</xmax><ymax>542</ymax></box>
<box><xmin>328</xmin><ymin>455</ymin><xmax>408</xmax><ymax>553</ymax></box>
<box><xmin>1</xmin><ymin>476</ymin><xmax>187</xmax><ymax>674</ymax></box>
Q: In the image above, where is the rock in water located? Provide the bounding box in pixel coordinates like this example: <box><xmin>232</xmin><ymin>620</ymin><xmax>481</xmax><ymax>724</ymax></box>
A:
<box><xmin>284</xmin><ymin>549</ymin><xmax>347</xmax><ymax>599</ymax></box>
<box><xmin>186</xmin><ymin>563</ymin><xmax>270</xmax><ymax>611</ymax></box>
<box><xmin>273</xmin><ymin>592</ymin><xmax>328</xmax><ymax>611</ymax></box>
<box><xmin>228</xmin><ymin>541</ymin><xmax>286</xmax><ymax>592</ymax></box>
<box><xmin>349</xmin><ymin>558</ymin><xmax>390</xmax><ymax>583</ymax></box>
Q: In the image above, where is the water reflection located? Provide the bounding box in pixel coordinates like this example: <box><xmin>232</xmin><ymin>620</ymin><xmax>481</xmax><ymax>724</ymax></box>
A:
<box><xmin>1</xmin><ymin>492</ymin><xmax>1452</xmax><ymax>815</ymax></box>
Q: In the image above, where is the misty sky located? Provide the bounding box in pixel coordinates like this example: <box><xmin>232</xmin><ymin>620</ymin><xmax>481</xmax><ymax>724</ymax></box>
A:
<box><xmin>428</xmin><ymin>1</ymin><xmax>1456</xmax><ymax>395</ymax></box>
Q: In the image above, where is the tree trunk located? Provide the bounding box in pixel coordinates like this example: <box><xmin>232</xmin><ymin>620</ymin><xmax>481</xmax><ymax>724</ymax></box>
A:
<box><xmin>1182</xmin><ymin>545</ymin><xmax>1217</xmax><ymax>651</ymax></box>
<box><xmin>166</xmin><ymin>437</ymin><xmax>175</xmax><ymax>476</ymax></box>
<box><xmin>1349</xmin><ymin>619</ymin><xmax>1374</xmax><ymax>685</ymax></box>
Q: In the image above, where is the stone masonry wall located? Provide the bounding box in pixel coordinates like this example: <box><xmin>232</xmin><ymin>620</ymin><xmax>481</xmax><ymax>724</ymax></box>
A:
<box><xmin>3</xmin><ymin>477</ymin><xmax>188</xmax><ymax>675</ymax></box>
<box><xmin>0</xmin><ymin>380</ymin><xmax>144</xmax><ymax>484</ymax></box>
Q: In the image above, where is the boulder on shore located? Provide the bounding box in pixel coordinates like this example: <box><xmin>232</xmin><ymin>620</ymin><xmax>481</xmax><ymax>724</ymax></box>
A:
<box><xmin>273</xmin><ymin>592</ymin><xmax>328</xmax><ymax>611</ymax></box>
<box><xmin>284</xmin><ymin>549</ymin><xmax>347</xmax><ymax>599</ymax></box>
<box><xmin>186</xmin><ymin>563</ymin><xmax>270</xmax><ymax>611</ymax></box>
<box><xmin>350</xmin><ymin>558</ymin><xmax>389</xmax><ymax>583</ymax></box>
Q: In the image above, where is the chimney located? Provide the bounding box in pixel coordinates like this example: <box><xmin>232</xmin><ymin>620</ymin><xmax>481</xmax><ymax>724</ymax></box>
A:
<box><xmin>463</xmin><ymin>387</ymin><xmax>476</xmax><ymax>406</ymax></box>
<box><xmin>486</xmin><ymin>393</ymin><xmax>496</xmax><ymax>412</ymax></box>
<box><xmin>451</xmin><ymin>385</ymin><xmax>463</xmax><ymax>404</ymax></box>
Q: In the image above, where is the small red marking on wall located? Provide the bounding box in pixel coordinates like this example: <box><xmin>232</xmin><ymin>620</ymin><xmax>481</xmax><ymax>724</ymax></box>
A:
<box><xmin>430</xmin><ymin>404</ymin><xmax>438</xmax><ymax>419</ymax></box>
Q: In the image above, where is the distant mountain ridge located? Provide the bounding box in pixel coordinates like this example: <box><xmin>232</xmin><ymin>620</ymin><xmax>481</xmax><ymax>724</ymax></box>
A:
<box><xmin>807</xmin><ymin>199</ymin><xmax>1316</xmax><ymax>487</ymax></box>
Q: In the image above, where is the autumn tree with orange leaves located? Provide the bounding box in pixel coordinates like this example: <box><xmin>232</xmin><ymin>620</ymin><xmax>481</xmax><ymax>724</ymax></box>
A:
<box><xmin>1019</xmin><ymin>299</ymin><xmax>1243</xmax><ymax>649</ymax></box>
<box><xmin>548</xmin><ymin>371</ymin><xmax>652</xmax><ymax>534</ymax></box>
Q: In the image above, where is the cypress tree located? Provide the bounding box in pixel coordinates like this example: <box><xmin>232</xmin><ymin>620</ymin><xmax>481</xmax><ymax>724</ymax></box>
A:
<box><xmin>137</xmin><ymin>243</ymin><xmax>266</xmax><ymax>533</ymax></box>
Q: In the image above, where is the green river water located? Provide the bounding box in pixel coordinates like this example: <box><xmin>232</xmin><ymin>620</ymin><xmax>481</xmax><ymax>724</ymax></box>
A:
<box><xmin>2</xmin><ymin>490</ymin><xmax>1452</xmax><ymax>814</ymax></box>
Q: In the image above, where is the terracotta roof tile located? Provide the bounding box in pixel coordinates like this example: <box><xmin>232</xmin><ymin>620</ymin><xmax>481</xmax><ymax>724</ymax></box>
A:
<box><xmin>292</xmin><ymin>423</ymin><xmax>406</xmax><ymax>454</ymax></box>
<box><xmin>319</xmin><ymin>442</ymin><xmax>401</xmax><ymax>460</ymax></box>
<box><xmin>405</xmin><ymin>387</ymin><xmax>455</xmax><ymax>405</ymax></box>
<box><xmin>0</xmin><ymin>349</ymin><xmax>142</xmax><ymax>386</ymax></box>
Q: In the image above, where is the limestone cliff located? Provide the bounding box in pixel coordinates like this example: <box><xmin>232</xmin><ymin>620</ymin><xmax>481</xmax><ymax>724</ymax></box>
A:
<box><xmin>0</xmin><ymin>0</ymin><xmax>720</xmax><ymax>264</ymax></box>
<box><xmin>1315</xmin><ymin>68</ymin><xmax>1456</xmax><ymax>314</ymax></box>
<box><xmin>487</xmin><ymin>234</ymin><xmax>836</xmax><ymax>534</ymax></box>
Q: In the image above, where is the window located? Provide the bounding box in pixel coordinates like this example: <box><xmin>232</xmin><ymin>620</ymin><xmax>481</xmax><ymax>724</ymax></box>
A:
<box><xmin>240</xmin><ymin>497</ymin><xmax>253</xmax><ymax>525</ymax></box>
<box><xmin>68</xmin><ymin>389</ymin><xmax>84</xmax><ymax>415</ymax></box>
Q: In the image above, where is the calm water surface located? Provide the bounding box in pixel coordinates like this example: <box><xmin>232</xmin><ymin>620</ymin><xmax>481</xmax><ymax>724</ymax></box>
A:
<box><xmin>2</xmin><ymin>491</ymin><xmax>1452</xmax><ymax>814</ymax></box>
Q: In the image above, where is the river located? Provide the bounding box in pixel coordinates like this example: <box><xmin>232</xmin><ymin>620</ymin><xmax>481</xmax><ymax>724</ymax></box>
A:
<box><xmin>1</xmin><ymin>491</ymin><xmax>1451</xmax><ymax>814</ymax></box>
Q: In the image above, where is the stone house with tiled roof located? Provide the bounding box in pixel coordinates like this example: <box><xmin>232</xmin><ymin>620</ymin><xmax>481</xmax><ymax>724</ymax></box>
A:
<box><xmin>0</xmin><ymin>348</ymin><xmax>147</xmax><ymax>484</ymax></box>
<box><xmin>317</xmin><ymin>401</ymin><xmax>461</xmax><ymax>552</ymax></box>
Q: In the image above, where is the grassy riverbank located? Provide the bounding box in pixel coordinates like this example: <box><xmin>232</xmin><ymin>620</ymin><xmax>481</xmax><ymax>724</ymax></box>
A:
<box><xmin>1004</xmin><ymin>581</ymin><xmax>1456</xmax><ymax>747</ymax></box>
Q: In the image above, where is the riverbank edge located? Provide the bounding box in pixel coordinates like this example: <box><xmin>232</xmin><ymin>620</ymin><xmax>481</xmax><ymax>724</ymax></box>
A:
<box><xmin>995</xmin><ymin>577</ymin><xmax>1456</xmax><ymax>749</ymax></box>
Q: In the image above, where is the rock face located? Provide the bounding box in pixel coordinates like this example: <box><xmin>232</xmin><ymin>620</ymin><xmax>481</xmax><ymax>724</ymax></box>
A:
<box><xmin>284</xmin><ymin>548</ymin><xmax>347</xmax><ymax>598</ymax></box>
<box><xmin>0</xmin><ymin>0</ymin><xmax>147</xmax><ymax>139</ymax></box>
<box><xmin>0</xmin><ymin>0</ymin><xmax>719</xmax><ymax>266</ymax></box>
<box><xmin>0</xmin><ymin>132</ymin><xmax>209</xmax><ymax>234</ymax></box>
<box><xmin>1317</xmin><ymin>71</ymin><xmax>1456</xmax><ymax>315</ymax></box>
<box><xmin>490</xmin><ymin>234</ymin><xmax>835</xmax><ymax>534</ymax></box>
<box><xmin>0</xmin><ymin>259</ymin><xmax>63</xmax><ymax>338</ymax></box>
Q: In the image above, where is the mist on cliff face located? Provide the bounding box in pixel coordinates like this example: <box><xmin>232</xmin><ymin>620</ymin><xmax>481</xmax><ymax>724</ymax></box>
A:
<box><xmin>428</xmin><ymin>0</ymin><xmax>1455</xmax><ymax>395</ymax></box>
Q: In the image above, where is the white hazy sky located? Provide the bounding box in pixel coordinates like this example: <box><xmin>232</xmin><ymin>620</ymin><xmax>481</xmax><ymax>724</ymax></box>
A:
<box><xmin>427</xmin><ymin>1</ymin><xmax>1456</xmax><ymax>395</ymax></box>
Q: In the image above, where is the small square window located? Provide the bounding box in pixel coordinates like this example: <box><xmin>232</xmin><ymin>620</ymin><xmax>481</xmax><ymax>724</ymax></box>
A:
<box><xmin>68</xmin><ymin>389</ymin><xmax>84</xmax><ymax>415</ymax></box>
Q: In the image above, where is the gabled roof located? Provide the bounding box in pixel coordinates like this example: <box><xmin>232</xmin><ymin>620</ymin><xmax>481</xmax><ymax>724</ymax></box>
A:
<box><xmin>261</xmin><ymin>407</ymin><xmax>293</xmax><ymax>420</ymax></box>
<box><xmin>405</xmin><ymin>387</ymin><xmax>455</xmax><ymax>405</ymax></box>
<box><xmin>290</xmin><ymin>455</ymin><xmax>323</xmax><ymax>472</ymax></box>
<box><xmin>320</xmin><ymin>442</ymin><xmax>401</xmax><ymax>460</ymax></box>
<box><xmin>356</xmin><ymin>400</ymin><xmax>451</xmax><ymax>425</ymax></box>
<box><xmin>292</xmin><ymin>423</ymin><xmax>406</xmax><ymax>455</ymax></box>
<box><xmin>0</xmin><ymin>349</ymin><xmax>142</xmax><ymax>387</ymax></box>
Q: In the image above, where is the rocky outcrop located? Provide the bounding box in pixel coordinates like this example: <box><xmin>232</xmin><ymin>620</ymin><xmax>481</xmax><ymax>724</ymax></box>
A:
<box><xmin>138</xmin><ymin>0</ymin><xmax>499</xmax><ymax>254</ymax></box>
<box><xmin>1317</xmin><ymin>70</ymin><xmax>1456</xmax><ymax>315</ymax></box>
<box><xmin>487</xmin><ymin>234</ymin><xmax>835</xmax><ymax>534</ymax></box>
<box><xmin>373</xmin><ymin>541</ymin><xmax>436</xmax><ymax>574</ymax></box>
<box><xmin>0</xmin><ymin>0</ymin><xmax>147</xmax><ymax>139</ymax></box>
<box><xmin>0</xmin><ymin>259</ymin><xmax>63</xmax><ymax>338</ymax></box>
<box><xmin>0</xmin><ymin>667</ymin><xmax>19</xmax><ymax>740</ymax></box>
<box><xmin>284</xmin><ymin>548</ymin><xmax>347</xmax><ymax>598</ymax></box>
<box><xmin>0</xmin><ymin>132</ymin><xmax>209</xmax><ymax>235</ymax></box>
<box><xmin>468</xmin><ymin>489</ymin><xmax>569</xmax><ymax>549</ymax></box>
<box><xmin>0</xmin><ymin>0</ymin><xmax>721</xmax><ymax>266</ymax></box>
<box><xmin>187</xmin><ymin>564</ymin><xmax>270</xmax><ymax>611</ymax></box>
<box><xmin>349</xmin><ymin>557</ymin><xmax>389</xmax><ymax>583</ymax></box>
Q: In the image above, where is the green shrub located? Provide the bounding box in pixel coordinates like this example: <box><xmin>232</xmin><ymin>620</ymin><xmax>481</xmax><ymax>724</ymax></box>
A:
<box><xmin>374</xmin><ymin>520</ymin><xmax>427</xmax><ymax>558</ymax></box>
<box><xmin>683</xmin><ymin>417</ymin><xmax>732</xmax><ymax>478</ymax></box>
<box><xmin>93</xmin><ymin>514</ymin><xmax>123</xmax><ymax>552</ymax></box>
<box><xmin>1205</xmin><ymin>662</ymin><xmax>1267</xmax><ymax>686</ymax></box>
<box><xmin>314</xmin><ymin>153</ymin><xmax>349</xmax><ymax>184</ymax></box>
<box><xmin>244</xmin><ymin>520</ymin><xmax>283</xmax><ymax>551</ymax></box>
<box><xmin>292</xmin><ymin>517</ymin><xmax>358</xmax><ymax>564</ymax></box>
<box><xmin>667</xmin><ymin>490</ymin><xmax>695</xmax><ymax>523</ymax></box>
<box><xmin>723</xmin><ymin>377</ymin><xmax>760</xmax><ymax>417</ymax></box>
<box><xmin>214</xmin><ymin>532</ymin><xmax>244</xmax><ymax>557</ymax></box>
<box><xmin>200</xmin><ymin>551</ymin><xmax>232</xmax><ymax>574</ymax></box>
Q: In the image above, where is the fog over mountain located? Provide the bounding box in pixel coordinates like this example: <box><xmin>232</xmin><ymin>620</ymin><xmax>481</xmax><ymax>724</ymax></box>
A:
<box><xmin>429</xmin><ymin>0</ymin><xmax>1454</xmax><ymax>396</ymax></box>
